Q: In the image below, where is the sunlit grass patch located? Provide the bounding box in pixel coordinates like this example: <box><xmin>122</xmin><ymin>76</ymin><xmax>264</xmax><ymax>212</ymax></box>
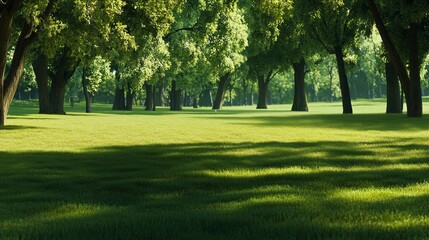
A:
<box><xmin>1</xmin><ymin>100</ymin><xmax>429</xmax><ymax>239</ymax></box>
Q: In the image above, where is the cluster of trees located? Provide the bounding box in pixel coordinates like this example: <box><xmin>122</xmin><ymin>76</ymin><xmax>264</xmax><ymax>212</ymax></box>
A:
<box><xmin>1</xmin><ymin>0</ymin><xmax>428</xmax><ymax>126</ymax></box>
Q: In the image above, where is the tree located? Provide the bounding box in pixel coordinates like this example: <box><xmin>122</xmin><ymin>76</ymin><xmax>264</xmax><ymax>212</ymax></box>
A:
<box><xmin>32</xmin><ymin>0</ymin><xmax>132</xmax><ymax>114</ymax></box>
<box><xmin>162</xmin><ymin>0</ymin><xmax>248</xmax><ymax>111</ymax></box>
<box><xmin>0</xmin><ymin>0</ymin><xmax>55</xmax><ymax>126</ymax></box>
<box><xmin>367</xmin><ymin>0</ymin><xmax>429</xmax><ymax>117</ymax></box>
<box><xmin>244</xmin><ymin>0</ymin><xmax>291</xmax><ymax>109</ymax></box>
<box><xmin>296</xmin><ymin>0</ymin><xmax>371</xmax><ymax>114</ymax></box>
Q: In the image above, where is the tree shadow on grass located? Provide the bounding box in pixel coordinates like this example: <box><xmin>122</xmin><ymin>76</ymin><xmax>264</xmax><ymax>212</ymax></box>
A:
<box><xmin>0</xmin><ymin>125</ymin><xmax>42</xmax><ymax>131</ymax></box>
<box><xmin>1</xmin><ymin>140</ymin><xmax>429</xmax><ymax>239</ymax></box>
<box><xmin>199</xmin><ymin>113</ymin><xmax>429</xmax><ymax>131</ymax></box>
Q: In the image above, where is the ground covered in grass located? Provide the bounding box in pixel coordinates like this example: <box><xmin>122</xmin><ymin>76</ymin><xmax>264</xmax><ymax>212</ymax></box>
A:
<box><xmin>1</xmin><ymin>100</ymin><xmax>429</xmax><ymax>239</ymax></box>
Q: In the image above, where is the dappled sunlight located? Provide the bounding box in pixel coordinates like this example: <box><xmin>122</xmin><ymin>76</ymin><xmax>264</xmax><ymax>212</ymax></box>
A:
<box><xmin>2</xmin><ymin>101</ymin><xmax>429</xmax><ymax>239</ymax></box>
<box><xmin>197</xmin><ymin>164</ymin><xmax>429</xmax><ymax>179</ymax></box>
<box><xmin>330</xmin><ymin>182</ymin><xmax>429</xmax><ymax>203</ymax></box>
<box><xmin>32</xmin><ymin>204</ymin><xmax>119</xmax><ymax>222</ymax></box>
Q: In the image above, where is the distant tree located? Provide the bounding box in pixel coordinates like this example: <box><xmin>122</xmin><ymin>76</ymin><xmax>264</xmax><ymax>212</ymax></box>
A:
<box><xmin>244</xmin><ymin>0</ymin><xmax>291</xmax><ymax>109</ymax></box>
<box><xmin>296</xmin><ymin>0</ymin><xmax>371</xmax><ymax>114</ymax></box>
<box><xmin>32</xmin><ymin>0</ymin><xmax>133</xmax><ymax>114</ymax></box>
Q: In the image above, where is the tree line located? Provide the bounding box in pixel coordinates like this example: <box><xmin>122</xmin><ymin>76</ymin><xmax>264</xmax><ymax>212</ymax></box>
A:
<box><xmin>1</xmin><ymin>0</ymin><xmax>428</xmax><ymax>126</ymax></box>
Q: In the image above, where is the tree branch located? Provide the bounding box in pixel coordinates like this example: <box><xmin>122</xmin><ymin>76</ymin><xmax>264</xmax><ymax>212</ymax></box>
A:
<box><xmin>163</xmin><ymin>23</ymin><xmax>199</xmax><ymax>41</ymax></box>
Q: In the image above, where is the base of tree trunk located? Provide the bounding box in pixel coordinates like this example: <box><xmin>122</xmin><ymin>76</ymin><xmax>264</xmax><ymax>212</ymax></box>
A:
<box><xmin>212</xmin><ymin>73</ymin><xmax>231</xmax><ymax>110</ymax></box>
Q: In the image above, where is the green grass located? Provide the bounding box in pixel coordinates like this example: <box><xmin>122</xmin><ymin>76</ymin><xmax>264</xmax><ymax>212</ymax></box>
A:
<box><xmin>1</xmin><ymin>99</ymin><xmax>429</xmax><ymax>239</ymax></box>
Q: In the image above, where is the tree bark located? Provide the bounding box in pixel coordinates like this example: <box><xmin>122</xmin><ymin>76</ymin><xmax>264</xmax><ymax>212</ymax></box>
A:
<box><xmin>292</xmin><ymin>58</ymin><xmax>308</xmax><ymax>111</ymax></box>
<box><xmin>407</xmin><ymin>22</ymin><xmax>422</xmax><ymax>117</ymax></box>
<box><xmin>82</xmin><ymin>67</ymin><xmax>91</xmax><ymax>113</ymax></box>
<box><xmin>125</xmin><ymin>82</ymin><xmax>134</xmax><ymax>111</ymax></box>
<box><xmin>32</xmin><ymin>54</ymin><xmax>52</xmax><ymax>113</ymax></box>
<box><xmin>48</xmin><ymin>49</ymin><xmax>77</xmax><ymax>115</ymax></box>
<box><xmin>154</xmin><ymin>81</ymin><xmax>164</xmax><ymax>106</ymax></box>
<box><xmin>112</xmin><ymin>66</ymin><xmax>126</xmax><ymax>110</ymax></box>
<box><xmin>113</xmin><ymin>87</ymin><xmax>125</xmax><ymax>110</ymax></box>
<box><xmin>1</xmin><ymin>23</ymin><xmax>37</xmax><ymax>124</ymax></box>
<box><xmin>334</xmin><ymin>46</ymin><xmax>353</xmax><ymax>114</ymax></box>
<box><xmin>170</xmin><ymin>80</ymin><xmax>183</xmax><ymax>111</ymax></box>
<box><xmin>1</xmin><ymin>5</ymin><xmax>23</xmax><ymax>123</ymax></box>
<box><xmin>385</xmin><ymin>61</ymin><xmax>402</xmax><ymax>113</ymax></box>
<box><xmin>212</xmin><ymin>73</ymin><xmax>231</xmax><ymax>110</ymax></box>
<box><xmin>256</xmin><ymin>74</ymin><xmax>269</xmax><ymax>109</ymax></box>
<box><xmin>145</xmin><ymin>82</ymin><xmax>155</xmax><ymax>111</ymax></box>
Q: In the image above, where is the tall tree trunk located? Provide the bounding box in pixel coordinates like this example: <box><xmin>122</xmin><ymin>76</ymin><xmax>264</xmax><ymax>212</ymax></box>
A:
<box><xmin>1</xmin><ymin>23</ymin><xmax>37</xmax><ymax>125</ymax></box>
<box><xmin>407</xmin><ymin>22</ymin><xmax>422</xmax><ymax>117</ymax></box>
<box><xmin>212</xmin><ymin>73</ymin><xmax>231</xmax><ymax>110</ymax></box>
<box><xmin>292</xmin><ymin>58</ymin><xmax>308</xmax><ymax>111</ymax></box>
<box><xmin>0</xmin><ymin>2</ymin><xmax>21</xmax><ymax>126</ymax></box>
<box><xmin>32</xmin><ymin>54</ymin><xmax>52</xmax><ymax>113</ymax></box>
<box><xmin>367</xmin><ymin>0</ymin><xmax>415</xmax><ymax>116</ymax></box>
<box><xmin>125</xmin><ymin>82</ymin><xmax>134</xmax><ymax>111</ymax></box>
<box><xmin>170</xmin><ymin>80</ymin><xmax>183</xmax><ymax>111</ymax></box>
<box><xmin>145</xmin><ymin>82</ymin><xmax>154</xmax><ymax>111</ymax></box>
<box><xmin>334</xmin><ymin>46</ymin><xmax>353</xmax><ymax>114</ymax></box>
<box><xmin>154</xmin><ymin>81</ymin><xmax>164</xmax><ymax>106</ymax></box>
<box><xmin>1</xmin><ymin>0</ymin><xmax>54</xmax><ymax>125</ymax></box>
<box><xmin>113</xmin><ymin>87</ymin><xmax>125</xmax><ymax>110</ymax></box>
<box><xmin>385</xmin><ymin>61</ymin><xmax>402</xmax><ymax>113</ymax></box>
<box><xmin>256</xmin><ymin>75</ymin><xmax>269</xmax><ymax>109</ymax></box>
<box><xmin>82</xmin><ymin>67</ymin><xmax>91</xmax><ymax>113</ymax></box>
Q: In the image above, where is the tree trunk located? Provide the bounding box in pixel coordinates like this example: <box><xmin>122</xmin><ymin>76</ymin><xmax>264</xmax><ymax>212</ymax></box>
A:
<box><xmin>212</xmin><ymin>73</ymin><xmax>231</xmax><ymax>110</ymax></box>
<box><xmin>385</xmin><ymin>61</ymin><xmax>402</xmax><ymax>113</ymax></box>
<box><xmin>193</xmin><ymin>97</ymin><xmax>199</xmax><ymax>108</ymax></box>
<box><xmin>125</xmin><ymin>83</ymin><xmax>134</xmax><ymax>111</ymax></box>
<box><xmin>170</xmin><ymin>80</ymin><xmax>183</xmax><ymax>111</ymax></box>
<box><xmin>1</xmin><ymin>23</ymin><xmax>37</xmax><ymax>125</ymax></box>
<box><xmin>334</xmin><ymin>46</ymin><xmax>353</xmax><ymax>114</ymax></box>
<box><xmin>256</xmin><ymin>75</ymin><xmax>269</xmax><ymax>109</ymax></box>
<box><xmin>82</xmin><ymin>67</ymin><xmax>91</xmax><ymax>113</ymax></box>
<box><xmin>112</xmin><ymin>67</ymin><xmax>126</xmax><ymax>110</ymax></box>
<box><xmin>48</xmin><ymin>78</ymin><xmax>67</xmax><ymax>114</ymax></box>
<box><xmin>0</xmin><ymin>3</ymin><xmax>21</xmax><ymax>126</ymax></box>
<box><xmin>292</xmin><ymin>58</ymin><xmax>308</xmax><ymax>111</ymax></box>
<box><xmin>48</xmin><ymin>48</ymin><xmax>77</xmax><ymax>115</ymax></box>
<box><xmin>154</xmin><ymin>81</ymin><xmax>164</xmax><ymax>106</ymax></box>
<box><xmin>145</xmin><ymin>82</ymin><xmax>154</xmax><ymax>111</ymax></box>
<box><xmin>407</xmin><ymin>22</ymin><xmax>422</xmax><ymax>117</ymax></box>
<box><xmin>32</xmin><ymin>54</ymin><xmax>52</xmax><ymax>113</ymax></box>
<box><xmin>113</xmin><ymin>87</ymin><xmax>125</xmax><ymax>110</ymax></box>
<box><xmin>367</xmin><ymin>0</ymin><xmax>416</xmax><ymax>116</ymax></box>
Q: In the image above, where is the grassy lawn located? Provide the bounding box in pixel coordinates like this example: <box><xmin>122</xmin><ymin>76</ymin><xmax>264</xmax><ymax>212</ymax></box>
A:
<box><xmin>1</xmin><ymin>99</ymin><xmax>429</xmax><ymax>239</ymax></box>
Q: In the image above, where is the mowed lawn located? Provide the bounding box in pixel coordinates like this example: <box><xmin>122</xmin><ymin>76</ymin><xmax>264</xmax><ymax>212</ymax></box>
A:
<box><xmin>1</xmin><ymin>99</ymin><xmax>429</xmax><ymax>240</ymax></box>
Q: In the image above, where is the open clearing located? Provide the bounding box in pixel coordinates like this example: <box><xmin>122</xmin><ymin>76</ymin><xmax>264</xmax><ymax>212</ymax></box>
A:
<box><xmin>1</xmin><ymin>100</ymin><xmax>429</xmax><ymax>239</ymax></box>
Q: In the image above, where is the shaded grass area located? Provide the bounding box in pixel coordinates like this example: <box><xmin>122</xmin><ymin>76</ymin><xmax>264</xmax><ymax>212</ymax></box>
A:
<box><xmin>1</xmin><ymin>99</ymin><xmax>429</xmax><ymax>239</ymax></box>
